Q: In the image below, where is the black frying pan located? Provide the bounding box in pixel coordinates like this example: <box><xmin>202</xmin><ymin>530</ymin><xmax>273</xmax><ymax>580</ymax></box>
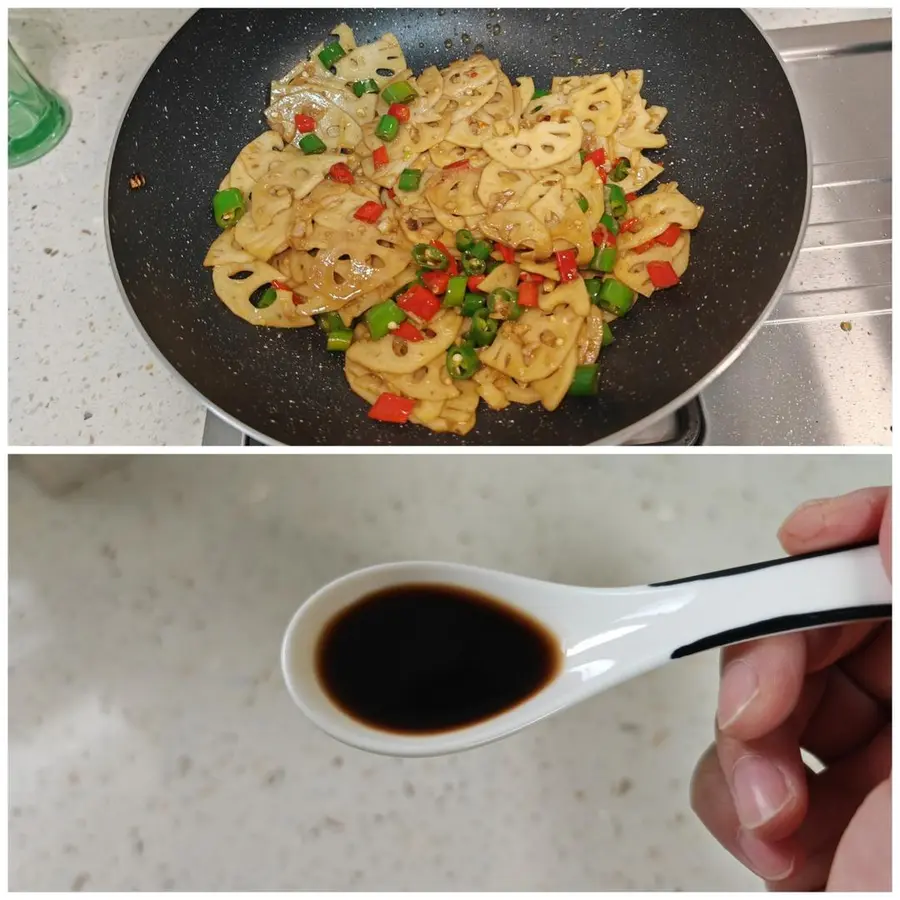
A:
<box><xmin>107</xmin><ymin>9</ymin><xmax>808</xmax><ymax>445</ymax></box>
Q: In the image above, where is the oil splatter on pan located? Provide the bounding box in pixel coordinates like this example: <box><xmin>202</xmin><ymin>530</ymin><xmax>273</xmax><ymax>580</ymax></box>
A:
<box><xmin>107</xmin><ymin>8</ymin><xmax>807</xmax><ymax>445</ymax></box>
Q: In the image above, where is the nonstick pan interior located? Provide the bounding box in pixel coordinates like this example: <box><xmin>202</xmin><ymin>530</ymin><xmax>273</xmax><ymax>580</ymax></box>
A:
<box><xmin>107</xmin><ymin>8</ymin><xmax>808</xmax><ymax>445</ymax></box>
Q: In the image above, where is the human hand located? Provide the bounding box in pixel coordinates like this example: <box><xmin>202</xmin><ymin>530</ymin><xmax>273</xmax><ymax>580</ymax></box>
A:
<box><xmin>690</xmin><ymin>487</ymin><xmax>892</xmax><ymax>891</ymax></box>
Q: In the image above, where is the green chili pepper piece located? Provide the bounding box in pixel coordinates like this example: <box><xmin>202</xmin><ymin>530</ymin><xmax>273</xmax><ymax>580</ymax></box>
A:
<box><xmin>365</xmin><ymin>299</ymin><xmax>407</xmax><ymax>340</ymax></box>
<box><xmin>254</xmin><ymin>286</ymin><xmax>277</xmax><ymax>309</ymax></box>
<box><xmin>487</xmin><ymin>287</ymin><xmax>522</xmax><ymax>321</ymax></box>
<box><xmin>298</xmin><ymin>134</ymin><xmax>327</xmax><ymax>155</ymax></box>
<box><xmin>469</xmin><ymin>309</ymin><xmax>499</xmax><ymax>347</ymax></box>
<box><xmin>318</xmin><ymin>42</ymin><xmax>347</xmax><ymax>68</ymax></box>
<box><xmin>412</xmin><ymin>243</ymin><xmax>449</xmax><ymax>271</ymax></box>
<box><xmin>212</xmin><ymin>188</ymin><xmax>246</xmax><ymax>229</ymax></box>
<box><xmin>319</xmin><ymin>311</ymin><xmax>344</xmax><ymax>333</ymax></box>
<box><xmin>568</xmin><ymin>364</ymin><xmax>600</xmax><ymax>396</ymax></box>
<box><xmin>577</xmin><ymin>195</ymin><xmax>590</xmax><ymax>213</ymax></box>
<box><xmin>585</xmin><ymin>278</ymin><xmax>603</xmax><ymax>306</ymax></box>
<box><xmin>596</xmin><ymin>278</ymin><xmax>635</xmax><ymax>316</ymax></box>
<box><xmin>605</xmin><ymin>184</ymin><xmax>627</xmax><ymax>218</ymax></box>
<box><xmin>352</xmin><ymin>78</ymin><xmax>379</xmax><ymax>97</ymax></box>
<box><xmin>602</xmin><ymin>322</ymin><xmax>615</xmax><ymax>347</ymax></box>
<box><xmin>461</xmin><ymin>292</ymin><xmax>487</xmax><ymax>316</ymax></box>
<box><xmin>397</xmin><ymin>168</ymin><xmax>423</xmax><ymax>192</ymax></box>
<box><xmin>446</xmin><ymin>344</ymin><xmax>481</xmax><ymax>380</ymax></box>
<box><xmin>443</xmin><ymin>275</ymin><xmax>468</xmax><ymax>308</ymax></box>
<box><xmin>381</xmin><ymin>81</ymin><xmax>417</xmax><ymax>104</ymax></box>
<box><xmin>609</xmin><ymin>157</ymin><xmax>631</xmax><ymax>182</ymax></box>
<box><xmin>462</xmin><ymin>255</ymin><xmax>487</xmax><ymax>276</ymax></box>
<box><xmin>590</xmin><ymin>246</ymin><xmax>617</xmax><ymax>273</ymax></box>
<box><xmin>532</xmin><ymin>88</ymin><xmax>551</xmax><ymax>100</ymax></box>
<box><xmin>375</xmin><ymin>114</ymin><xmax>400</xmax><ymax>142</ymax></box>
<box><xmin>599</xmin><ymin>213</ymin><xmax>619</xmax><ymax>235</ymax></box>
<box><xmin>579</xmin><ymin>149</ymin><xmax>587</xmax><ymax>164</ymax></box>
<box><xmin>468</xmin><ymin>240</ymin><xmax>493</xmax><ymax>261</ymax></box>
<box><xmin>326</xmin><ymin>328</ymin><xmax>353</xmax><ymax>352</ymax></box>
<box><xmin>455</xmin><ymin>229</ymin><xmax>475</xmax><ymax>252</ymax></box>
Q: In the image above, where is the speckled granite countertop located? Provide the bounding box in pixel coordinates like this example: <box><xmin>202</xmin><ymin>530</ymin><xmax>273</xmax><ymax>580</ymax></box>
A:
<box><xmin>9</xmin><ymin>454</ymin><xmax>891</xmax><ymax>890</ymax></box>
<box><xmin>7</xmin><ymin>8</ymin><xmax>890</xmax><ymax>446</ymax></box>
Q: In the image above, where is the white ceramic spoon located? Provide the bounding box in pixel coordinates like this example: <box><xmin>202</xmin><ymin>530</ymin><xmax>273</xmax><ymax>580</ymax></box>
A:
<box><xmin>281</xmin><ymin>543</ymin><xmax>890</xmax><ymax>758</ymax></box>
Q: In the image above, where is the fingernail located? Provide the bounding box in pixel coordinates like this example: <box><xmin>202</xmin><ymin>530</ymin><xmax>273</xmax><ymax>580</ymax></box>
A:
<box><xmin>732</xmin><ymin>755</ymin><xmax>792</xmax><ymax>829</ymax></box>
<box><xmin>737</xmin><ymin>829</ymin><xmax>794</xmax><ymax>881</ymax></box>
<box><xmin>778</xmin><ymin>497</ymin><xmax>830</xmax><ymax>541</ymax></box>
<box><xmin>717</xmin><ymin>660</ymin><xmax>759</xmax><ymax>730</ymax></box>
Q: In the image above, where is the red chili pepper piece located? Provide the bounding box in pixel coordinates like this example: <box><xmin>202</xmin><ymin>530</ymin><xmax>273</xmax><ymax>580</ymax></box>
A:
<box><xmin>271</xmin><ymin>280</ymin><xmax>292</xmax><ymax>292</ymax></box>
<box><xmin>591</xmin><ymin>226</ymin><xmax>617</xmax><ymax>248</ymax></box>
<box><xmin>386</xmin><ymin>188</ymin><xmax>396</xmax><ymax>201</ymax></box>
<box><xmin>517</xmin><ymin>281</ymin><xmax>540</xmax><ymax>307</ymax></box>
<box><xmin>353</xmin><ymin>201</ymin><xmax>385</xmax><ymax>224</ymax></box>
<box><xmin>292</xmin><ymin>295</ymin><xmax>306</xmax><ymax>306</ymax></box>
<box><xmin>632</xmin><ymin>239</ymin><xmax>656</xmax><ymax>254</ymax></box>
<box><xmin>654</xmin><ymin>224</ymin><xmax>681</xmax><ymax>247</ymax></box>
<box><xmin>467</xmin><ymin>275</ymin><xmax>486</xmax><ymax>292</ymax></box>
<box><xmin>555</xmin><ymin>248</ymin><xmax>579</xmax><ymax>283</ymax></box>
<box><xmin>388</xmin><ymin>103</ymin><xmax>411</xmax><ymax>123</ymax></box>
<box><xmin>421</xmin><ymin>270</ymin><xmax>450</xmax><ymax>295</ymax></box>
<box><xmin>519</xmin><ymin>272</ymin><xmax>545</xmax><ymax>284</ymax></box>
<box><xmin>596</xmin><ymin>167</ymin><xmax>608</xmax><ymax>184</ymax></box>
<box><xmin>494</xmin><ymin>242</ymin><xmax>515</xmax><ymax>265</ymax></box>
<box><xmin>372</xmin><ymin>145</ymin><xmax>389</xmax><ymax>169</ymax></box>
<box><xmin>430</xmin><ymin>240</ymin><xmax>458</xmax><ymax>275</ymax></box>
<box><xmin>585</xmin><ymin>148</ymin><xmax>607</xmax><ymax>168</ymax></box>
<box><xmin>368</xmin><ymin>392</ymin><xmax>415</xmax><ymax>424</ymax></box>
<box><xmin>396</xmin><ymin>284</ymin><xmax>442</xmax><ymax>322</ymax></box>
<box><xmin>619</xmin><ymin>217</ymin><xmax>641</xmax><ymax>234</ymax></box>
<box><xmin>646</xmin><ymin>261</ymin><xmax>680</xmax><ymax>289</ymax></box>
<box><xmin>444</xmin><ymin>159</ymin><xmax>470</xmax><ymax>170</ymax></box>
<box><xmin>394</xmin><ymin>321</ymin><xmax>425</xmax><ymax>342</ymax></box>
<box><xmin>626</xmin><ymin>192</ymin><xmax>637</xmax><ymax>202</ymax></box>
<box><xmin>294</xmin><ymin>114</ymin><xmax>316</xmax><ymax>133</ymax></box>
<box><xmin>328</xmin><ymin>162</ymin><xmax>355</xmax><ymax>184</ymax></box>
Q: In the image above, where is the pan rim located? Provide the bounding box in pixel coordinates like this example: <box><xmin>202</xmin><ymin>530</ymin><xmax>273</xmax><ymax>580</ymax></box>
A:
<box><xmin>103</xmin><ymin>8</ymin><xmax>812</xmax><ymax>447</ymax></box>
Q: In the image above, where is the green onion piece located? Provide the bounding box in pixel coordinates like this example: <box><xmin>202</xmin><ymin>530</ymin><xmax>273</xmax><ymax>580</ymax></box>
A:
<box><xmin>326</xmin><ymin>328</ymin><xmax>353</xmax><ymax>352</ymax></box>
<box><xmin>455</xmin><ymin>229</ymin><xmax>475</xmax><ymax>252</ymax></box>
<box><xmin>375</xmin><ymin>114</ymin><xmax>400</xmax><ymax>142</ymax></box>
<box><xmin>212</xmin><ymin>188</ymin><xmax>246</xmax><ymax>229</ymax></box>
<box><xmin>352</xmin><ymin>78</ymin><xmax>379</xmax><ymax>97</ymax></box>
<box><xmin>461</xmin><ymin>292</ymin><xmax>487</xmax><ymax>316</ymax></box>
<box><xmin>318</xmin><ymin>312</ymin><xmax>344</xmax><ymax>333</ymax></box>
<box><xmin>446</xmin><ymin>344</ymin><xmax>481</xmax><ymax>380</ymax></box>
<box><xmin>381</xmin><ymin>81</ymin><xmax>418</xmax><ymax>104</ymax></box>
<box><xmin>298</xmin><ymin>134</ymin><xmax>327</xmax><ymax>155</ymax></box>
<box><xmin>398</xmin><ymin>168</ymin><xmax>423</xmax><ymax>191</ymax></box>
<box><xmin>365</xmin><ymin>299</ymin><xmax>407</xmax><ymax>340</ymax></box>
<box><xmin>568</xmin><ymin>364</ymin><xmax>600</xmax><ymax>396</ymax></box>
<box><xmin>254</xmin><ymin>287</ymin><xmax>277</xmax><ymax>309</ymax></box>
<box><xmin>487</xmin><ymin>287</ymin><xmax>522</xmax><ymax>321</ymax></box>
<box><xmin>469</xmin><ymin>309</ymin><xmax>499</xmax><ymax>346</ymax></box>
<box><xmin>462</xmin><ymin>255</ymin><xmax>487</xmax><ymax>276</ymax></box>
<box><xmin>468</xmin><ymin>240</ymin><xmax>493</xmax><ymax>260</ymax></box>
<box><xmin>605</xmin><ymin>184</ymin><xmax>627</xmax><ymax>218</ymax></box>
<box><xmin>412</xmin><ymin>243</ymin><xmax>449</xmax><ymax>270</ymax></box>
<box><xmin>318</xmin><ymin>42</ymin><xmax>347</xmax><ymax>68</ymax></box>
<box><xmin>443</xmin><ymin>275</ymin><xmax>469</xmax><ymax>307</ymax></box>
<box><xmin>590</xmin><ymin>246</ymin><xmax>617</xmax><ymax>273</ymax></box>
<box><xmin>602</xmin><ymin>322</ymin><xmax>615</xmax><ymax>347</ymax></box>
<box><xmin>599</xmin><ymin>213</ymin><xmax>619</xmax><ymax>235</ymax></box>
<box><xmin>609</xmin><ymin>157</ymin><xmax>631</xmax><ymax>182</ymax></box>
<box><xmin>577</xmin><ymin>195</ymin><xmax>590</xmax><ymax>213</ymax></box>
<box><xmin>532</xmin><ymin>88</ymin><xmax>551</xmax><ymax>99</ymax></box>
<box><xmin>596</xmin><ymin>278</ymin><xmax>635</xmax><ymax>316</ymax></box>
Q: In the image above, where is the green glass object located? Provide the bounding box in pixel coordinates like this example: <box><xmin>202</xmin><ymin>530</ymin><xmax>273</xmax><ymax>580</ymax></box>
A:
<box><xmin>8</xmin><ymin>42</ymin><xmax>70</xmax><ymax>168</ymax></box>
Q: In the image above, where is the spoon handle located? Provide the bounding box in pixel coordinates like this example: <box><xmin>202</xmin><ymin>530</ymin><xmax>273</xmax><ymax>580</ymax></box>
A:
<box><xmin>652</xmin><ymin>542</ymin><xmax>891</xmax><ymax>659</ymax></box>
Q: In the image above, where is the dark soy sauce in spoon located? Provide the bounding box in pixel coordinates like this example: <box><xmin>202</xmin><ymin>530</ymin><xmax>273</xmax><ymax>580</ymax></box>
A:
<box><xmin>315</xmin><ymin>583</ymin><xmax>562</xmax><ymax>734</ymax></box>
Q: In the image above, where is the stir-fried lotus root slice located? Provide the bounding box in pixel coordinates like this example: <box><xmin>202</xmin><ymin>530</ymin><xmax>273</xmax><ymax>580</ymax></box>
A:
<box><xmin>615</xmin><ymin>231</ymin><xmax>691</xmax><ymax>297</ymax></box>
<box><xmin>615</xmin><ymin>94</ymin><xmax>667</xmax><ymax>151</ymax></box>
<box><xmin>412</xmin><ymin>381</ymin><xmax>479</xmax><ymax>436</ymax></box>
<box><xmin>385</xmin><ymin>355</ymin><xmax>461</xmax><ymax>402</ymax></box>
<box><xmin>611</xmin><ymin>69</ymin><xmax>646</xmax><ymax>105</ymax></box>
<box><xmin>531</xmin><ymin>347</ymin><xmax>578</xmax><ymax>412</ymax></box>
<box><xmin>409</xmin><ymin>66</ymin><xmax>444</xmax><ymax>117</ymax></box>
<box><xmin>480</xmin><ymin>305</ymin><xmax>583</xmax><ymax>382</ymax></box>
<box><xmin>203</xmin><ymin>229</ymin><xmax>256</xmax><ymax>268</ymax></box>
<box><xmin>480</xmin><ymin>210</ymin><xmax>553</xmax><ymax>259</ymax></box>
<box><xmin>301</xmin><ymin>222</ymin><xmax>411</xmax><ymax>303</ymax></box>
<box><xmin>282</xmin><ymin>23</ymin><xmax>360</xmax><ymax>84</ymax></box>
<box><xmin>577</xmin><ymin>307</ymin><xmax>606</xmax><ymax>366</ymax></box>
<box><xmin>347</xmin><ymin>309</ymin><xmax>462</xmax><ymax>375</ymax></box>
<box><xmin>266</xmin><ymin>87</ymin><xmax>364</xmax><ymax>150</ymax></box>
<box><xmin>617</xmin><ymin>183</ymin><xmax>704</xmax><ymax>250</ymax></box>
<box><xmin>539</xmin><ymin>278</ymin><xmax>591</xmax><ymax>317</ymax></box>
<box><xmin>477</xmin><ymin>161</ymin><xmax>536</xmax><ymax>211</ymax></box>
<box><xmin>441</xmin><ymin>56</ymin><xmax>498</xmax><ymax>123</ymax></box>
<box><xmin>425</xmin><ymin>168</ymin><xmax>485</xmax><ymax>219</ymax></box>
<box><xmin>484</xmin><ymin>117</ymin><xmax>583</xmax><ymax>171</ymax></box>
<box><xmin>223</xmin><ymin>131</ymin><xmax>285</xmax><ymax>194</ymax></box>
<box><xmin>212</xmin><ymin>260</ymin><xmax>314</xmax><ymax>328</ymax></box>
<box><xmin>481</xmin><ymin>67</ymin><xmax>519</xmax><ymax>129</ymax></box>
<box><xmin>566</xmin><ymin>75</ymin><xmax>623</xmax><ymax>138</ymax></box>
<box><xmin>344</xmin><ymin>358</ymin><xmax>388</xmax><ymax>406</ymax></box>
<box><xmin>612</xmin><ymin>148</ymin><xmax>664</xmax><ymax>195</ymax></box>
<box><xmin>335</xmin><ymin>33</ymin><xmax>406</xmax><ymax>86</ymax></box>
<box><xmin>339</xmin><ymin>266</ymin><xmax>418</xmax><ymax>326</ymax></box>
<box><xmin>445</xmin><ymin>111</ymin><xmax>495</xmax><ymax>149</ymax></box>
<box><xmin>398</xmin><ymin>210</ymin><xmax>445</xmax><ymax>246</ymax></box>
